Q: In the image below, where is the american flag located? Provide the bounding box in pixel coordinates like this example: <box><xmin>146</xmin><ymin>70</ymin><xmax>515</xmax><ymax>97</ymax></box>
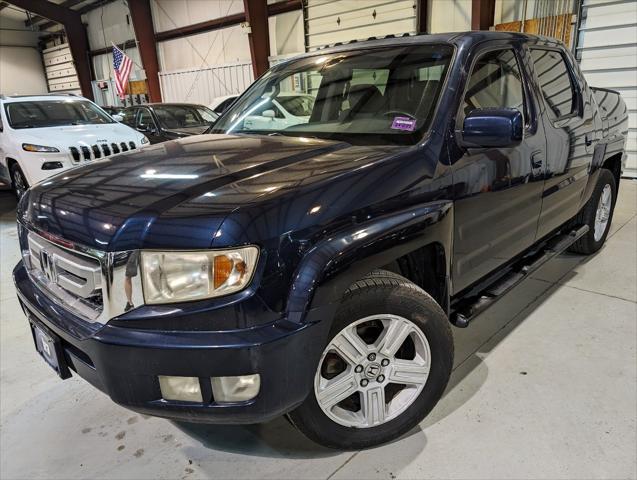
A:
<box><xmin>113</xmin><ymin>45</ymin><xmax>132</xmax><ymax>100</ymax></box>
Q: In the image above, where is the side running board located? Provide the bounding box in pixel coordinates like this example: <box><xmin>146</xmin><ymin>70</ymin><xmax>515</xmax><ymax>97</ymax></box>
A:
<box><xmin>450</xmin><ymin>225</ymin><xmax>589</xmax><ymax>328</ymax></box>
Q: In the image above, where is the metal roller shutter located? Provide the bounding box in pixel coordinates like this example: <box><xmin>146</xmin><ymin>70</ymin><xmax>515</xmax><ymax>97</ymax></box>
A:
<box><xmin>304</xmin><ymin>0</ymin><xmax>417</xmax><ymax>50</ymax></box>
<box><xmin>576</xmin><ymin>0</ymin><xmax>637</xmax><ymax>177</ymax></box>
<box><xmin>42</xmin><ymin>44</ymin><xmax>81</xmax><ymax>95</ymax></box>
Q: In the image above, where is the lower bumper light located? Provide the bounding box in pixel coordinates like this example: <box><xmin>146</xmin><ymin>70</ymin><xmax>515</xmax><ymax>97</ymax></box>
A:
<box><xmin>158</xmin><ymin>376</ymin><xmax>203</xmax><ymax>402</ymax></box>
<box><xmin>42</xmin><ymin>162</ymin><xmax>63</xmax><ymax>170</ymax></box>
<box><xmin>211</xmin><ymin>374</ymin><xmax>260</xmax><ymax>403</ymax></box>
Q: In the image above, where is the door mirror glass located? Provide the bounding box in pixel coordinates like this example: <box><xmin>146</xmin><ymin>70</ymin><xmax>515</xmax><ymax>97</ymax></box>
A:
<box><xmin>262</xmin><ymin>109</ymin><xmax>276</xmax><ymax>119</ymax></box>
<box><xmin>460</xmin><ymin>108</ymin><xmax>523</xmax><ymax>148</ymax></box>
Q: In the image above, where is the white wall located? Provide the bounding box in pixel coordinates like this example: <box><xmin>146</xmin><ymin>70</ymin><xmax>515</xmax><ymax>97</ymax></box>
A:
<box><xmin>269</xmin><ymin>10</ymin><xmax>304</xmax><ymax>57</ymax></box>
<box><xmin>0</xmin><ymin>47</ymin><xmax>48</xmax><ymax>95</ymax></box>
<box><xmin>427</xmin><ymin>0</ymin><xmax>472</xmax><ymax>33</ymax></box>
<box><xmin>0</xmin><ymin>16</ymin><xmax>48</xmax><ymax>95</ymax></box>
<box><xmin>152</xmin><ymin>0</ymin><xmax>304</xmax><ymax>71</ymax></box>
<box><xmin>151</xmin><ymin>0</ymin><xmax>250</xmax><ymax>71</ymax></box>
<box><xmin>83</xmin><ymin>0</ymin><xmax>145</xmax><ymax>81</ymax></box>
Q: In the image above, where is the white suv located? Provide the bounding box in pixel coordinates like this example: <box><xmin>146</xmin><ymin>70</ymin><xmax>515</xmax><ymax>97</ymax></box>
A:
<box><xmin>0</xmin><ymin>94</ymin><xmax>148</xmax><ymax>197</ymax></box>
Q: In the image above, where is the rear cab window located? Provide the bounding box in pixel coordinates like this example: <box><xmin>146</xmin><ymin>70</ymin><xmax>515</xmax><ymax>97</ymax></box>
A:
<box><xmin>529</xmin><ymin>48</ymin><xmax>578</xmax><ymax>119</ymax></box>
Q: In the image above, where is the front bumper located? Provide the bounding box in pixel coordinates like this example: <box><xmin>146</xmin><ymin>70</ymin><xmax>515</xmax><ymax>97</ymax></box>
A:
<box><xmin>13</xmin><ymin>262</ymin><xmax>332</xmax><ymax>424</ymax></box>
<box><xmin>19</xmin><ymin>151</ymin><xmax>75</xmax><ymax>186</ymax></box>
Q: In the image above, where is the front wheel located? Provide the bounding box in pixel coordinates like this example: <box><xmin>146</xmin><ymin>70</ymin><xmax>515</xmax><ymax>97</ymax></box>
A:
<box><xmin>288</xmin><ymin>270</ymin><xmax>453</xmax><ymax>449</ymax></box>
<box><xmin>9</xmin><ymin>162</ymin><xmax>29</xmax><ymax>199</ymax></box>
<box><xmin>569</xmin><ymin>168</ymin><xmax>617</xmax><ymax>254</ymax></box>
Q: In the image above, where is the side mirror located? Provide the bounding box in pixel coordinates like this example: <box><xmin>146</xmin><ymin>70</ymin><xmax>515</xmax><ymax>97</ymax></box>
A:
<box><xmin>262</xmin><ymin>109</ymin><xmax>276</xmax><ymax>119</ymax></box>
<box><xmin>138</xmin><ymin>123</ymin><xmax>153</xmax><ymax>133</ymax></box>
<box><xmin>112</xmin><ymin>114</ymin><xmax>124</xmax><ymax>122</ymax></box>
<box><xmin>460</xmin><ymin>108</ymin><xmax>523</xmax><ymax>148</ymax></box>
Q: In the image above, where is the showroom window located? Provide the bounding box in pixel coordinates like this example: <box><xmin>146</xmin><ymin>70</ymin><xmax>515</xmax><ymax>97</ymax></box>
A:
<box><xmin>530</xmin><ymin>48</ymin><xmax>577</xmax><ymax>118</ymax></box>
<box><xmin>463</xmin><ymin>49</ymin><xmax>526</xmax><ymax>119</ymax></box>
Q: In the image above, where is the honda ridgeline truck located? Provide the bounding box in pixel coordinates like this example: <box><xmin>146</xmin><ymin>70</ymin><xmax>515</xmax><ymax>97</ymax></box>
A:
<box><xmin>13</xmin><ymin>32</ymin><xmax>628</xmax><ymax>449</ymax></box>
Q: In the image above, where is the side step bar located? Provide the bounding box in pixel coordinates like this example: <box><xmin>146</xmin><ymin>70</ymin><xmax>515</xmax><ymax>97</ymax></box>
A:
<box><xmin>450</xmin><ymin>225</ymin><xmax>589</xmax><ymax>328</ymax></box>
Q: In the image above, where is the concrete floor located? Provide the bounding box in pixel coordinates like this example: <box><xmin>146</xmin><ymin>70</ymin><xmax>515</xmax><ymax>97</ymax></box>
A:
<box><xmin>1</xmin><ymin>181</ymin><xmax>635</xmax><ymax>480</ymax></box>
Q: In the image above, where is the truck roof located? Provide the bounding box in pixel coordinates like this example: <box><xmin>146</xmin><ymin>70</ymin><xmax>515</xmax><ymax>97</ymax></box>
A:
<box><xmin>273</xmin><ymin>30</ymin><xmax>564</xmax><ymax>69</ymax></box>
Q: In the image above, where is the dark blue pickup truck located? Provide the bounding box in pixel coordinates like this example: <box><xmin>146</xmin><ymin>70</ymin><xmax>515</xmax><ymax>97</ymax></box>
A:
<box><xmin>13</xmin><ymin>32</ymin><xmax>628</xmax><ymax>449</ymax></box>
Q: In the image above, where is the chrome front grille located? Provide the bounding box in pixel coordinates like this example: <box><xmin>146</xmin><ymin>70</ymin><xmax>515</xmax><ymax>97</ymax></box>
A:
<box><xmin>26</xmin><ymin>232</ymin><xmax>103</xmax><ymax>321</ymax></box>
<box><xmin>68</xmin><ymin>141</ymin><xmax>136</xmax><ymax>164</ymax></box>
<box><xmin>21</xmin><ymin>229</ymin><xmax>144</xmax><ymax>325</ymax></box>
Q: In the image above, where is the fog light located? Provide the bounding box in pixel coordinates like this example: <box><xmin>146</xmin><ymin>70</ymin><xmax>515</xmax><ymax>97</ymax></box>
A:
<box><xmin>42</xmin><ymin>162</ymin><xmax>63</xmax><ymax>170</ymax></box>
<box><xmin>211</xmin><ymin>374</ymin><xmax>260</xmax><ymax>402</ymax></box>
<box><xmin>158</xmin><ymin>376</ymin><xmax>203</xmax><ymax>402</ymax></box>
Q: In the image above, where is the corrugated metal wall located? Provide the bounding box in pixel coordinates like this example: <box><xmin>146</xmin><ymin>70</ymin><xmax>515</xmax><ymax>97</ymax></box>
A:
<box><xmin>158</xmin><ymin>61</ymin><xmax>254</xmax><ymax>105</ymax></box>
<box><xmin>304</xmin><ymin>0</ymin><xmax>417</xmax><ymax>50</ymax></box>
<box><xmin>576</xmin><ymin>0</ymin><xmax>637</xmax><ymax>177</ymax></box>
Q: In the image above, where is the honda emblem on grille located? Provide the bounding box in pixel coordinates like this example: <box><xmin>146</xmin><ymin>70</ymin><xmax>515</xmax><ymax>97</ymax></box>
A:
<box><xmin>39</xmin><ymin>250</ymin><xmax>57</xmax><ymax>283</ymax></box>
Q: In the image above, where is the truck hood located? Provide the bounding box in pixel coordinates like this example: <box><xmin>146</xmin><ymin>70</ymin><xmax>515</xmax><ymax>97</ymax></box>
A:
<box><xmin>17</xmin><ymin>123</ymin><xmax>145</xmax><ymax>149</ymax></box>
<box><xmin>18</xmin><ymin>134</ymin><xmax>398</xmax><ymax>251</ymax></box>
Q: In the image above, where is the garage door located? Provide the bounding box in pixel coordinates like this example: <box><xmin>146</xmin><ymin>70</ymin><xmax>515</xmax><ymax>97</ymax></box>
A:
<box><xmin>304</xmin><ymin>0</ymin><xmax>417</xmax><ymax>50</ymax></box>
<box><xmin>42</xmin><ymin>43</ymin><xmax>81</xmax><ymax>95</ymax></box>
<box><xmin>576</xmin><ymin>0</ymin><xmax>637</xmax><ymax>177</ymax></box>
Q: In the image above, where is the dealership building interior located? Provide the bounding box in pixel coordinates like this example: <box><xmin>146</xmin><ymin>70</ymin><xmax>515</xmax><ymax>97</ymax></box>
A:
<box><xmin>0</xmin><ymin>0</ymin><xmax>636</xmax><ymax>478</ymax></box>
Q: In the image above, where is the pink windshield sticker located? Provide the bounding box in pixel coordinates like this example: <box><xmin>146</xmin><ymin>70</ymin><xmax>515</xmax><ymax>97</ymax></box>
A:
<box><xmin>391</xmin><ymin>116</ymin><xmax>416</xmax><ymax>131</ymax></box>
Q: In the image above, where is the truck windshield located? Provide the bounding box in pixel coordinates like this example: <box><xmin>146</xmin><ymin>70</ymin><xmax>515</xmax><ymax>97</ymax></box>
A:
<box><xmin>5</xmin><ymin>100</ymin><xmax>114</xmax><ymax>129</ymax></box>
<box><xmin>212</xmin><ymin>44</ymin><xmax>453</xmax><ymax>145</ymax></box>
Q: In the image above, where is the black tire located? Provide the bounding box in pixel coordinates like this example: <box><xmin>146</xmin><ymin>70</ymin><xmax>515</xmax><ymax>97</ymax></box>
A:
<box><xmin>9</xmin><ymin>162</ymin><xmax>29</xmax><ymax>199</ymax></box>
<box><xmin>288</xmin><ymin>269</ymin><xmax>453</xmax><ymax>450</ymax></box>
<box><xmin>569</xmin><ymin>168</ymin><xmax>617</xmax><ymax>255</ymax></box>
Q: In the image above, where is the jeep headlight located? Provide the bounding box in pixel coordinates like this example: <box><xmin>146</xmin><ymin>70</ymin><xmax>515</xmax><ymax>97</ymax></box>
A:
<box><xmin>22</xmin><ymin>143</ymin><xmax>60</xmax><ymax>153</ymax></box>
<box><xmin>141</xmin><ymin>247</ymin><xmax>259</xmax><ymax>304</ymax></box>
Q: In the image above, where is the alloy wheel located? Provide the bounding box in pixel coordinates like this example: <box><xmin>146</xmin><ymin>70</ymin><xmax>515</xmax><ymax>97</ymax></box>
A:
<box><xmin>594</xmin><ymin>184</ymin><xmax>612</xmax><ymax>241</ymax></box>
<box><xmin>314</xmin><ymin>314</ymin><xmax>431</xmax><ymax>428</ymax></box>
<box><xmin>12</xmin><ymin>168</ymin><xmax>27</xmax><ymax>199</ymax></box>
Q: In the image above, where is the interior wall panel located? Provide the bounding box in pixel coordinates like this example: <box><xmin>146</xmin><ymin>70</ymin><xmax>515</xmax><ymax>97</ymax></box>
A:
<box><xmin>577</xmin><ymin>0</ymin><xmax>637</xmax><ymax>177</ymax></box>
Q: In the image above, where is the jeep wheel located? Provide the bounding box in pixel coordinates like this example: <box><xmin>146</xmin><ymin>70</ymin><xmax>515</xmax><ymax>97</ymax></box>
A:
<box><xmin>569</xmin><ymin>168</ymin><xmax>617</xmax><ymax>255</ymax></box>
<box><xmin>10</xmin><ymin>163</ymin><xmax>29</xmax><ymax>199</ymax></box>
<box><xmin>288</xmin><ymin>270</ymin><xmax>453</xmax><ymax>450</ymax></box>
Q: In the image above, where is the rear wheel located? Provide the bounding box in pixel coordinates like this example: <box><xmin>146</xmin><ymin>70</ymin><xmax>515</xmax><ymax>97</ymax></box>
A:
<box><xmin>9</xmin><ymin>162</ymin><xmax>29</xmax><ymax>199</ymax></box>
<box><xmin>569</xmin><ymin>168</ymin><xmax>616</xmax><ymax>254</ymax></box>
<box><xmin>288</xmin><ymin>270</ymin><xmax>453</xmax><ymax>449</ymax></box>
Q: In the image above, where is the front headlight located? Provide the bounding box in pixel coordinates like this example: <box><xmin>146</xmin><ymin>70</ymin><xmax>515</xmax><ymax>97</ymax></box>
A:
<box><xmin>140</xmin><ymin>136</ymin><xmax>150</xmax><ymax>145</ymax></box>
<box><xmin>141</xmin><ymin>247</ymin><xmax>259</xmax><ymax>304</ymax></box>
<box><xmin>22</xmin><ymin>143</ymin><xmax>60</xmax><ymax>153</ymax></box>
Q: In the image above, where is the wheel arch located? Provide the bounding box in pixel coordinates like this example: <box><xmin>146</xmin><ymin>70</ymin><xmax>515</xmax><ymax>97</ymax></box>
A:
<box><xmin>602</xmin><ymin>151</ymin><xmax>622</xmax><ymax>191</ymax></box>
<box><xmin>381</xmin><ymin>241</ymin><xmax>449</xmax><ymax>313</ymax></box>
<box><xmin>5</xmin><ymin>157</ymin><xmax>18</xmax><ymax>186</ymax></box>
<box><xmin>286</xmin><ymin>201</ymin><xmax>454</xmax><ymax>324</ymax></box>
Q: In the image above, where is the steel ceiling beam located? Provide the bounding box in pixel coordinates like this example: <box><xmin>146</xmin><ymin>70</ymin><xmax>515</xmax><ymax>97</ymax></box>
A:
<box><xmin>243</xmin><ymin>0</ymin><xmax>270</xmax><ymax>77</ymax></box>
<box><xmin>471</xmin><ymin>0</ymin><xmax>496</xmax><ymax>30</ymax></box>
<box><xmin>127</xmin><ymin>0</ymin><xmax>161</xmax><ymax>102</ymax></box>
<box><xmin>417</xmin><ymin>0</ymin><xmax>428</xmax><ymax>33</ymax></box>
<box><xmin>154</xmin><ymin>0</ymin><xmax>301</xmax><ymax>42</ymax></box>
<box><xmin>24</xmin><ymin>0</ymin><xmax>84</xmax><ymax>27</ymax></box>
<box><xmin>8</xmin><ymin>0</ymin><xmax>94</xmax><ymax>100</ymax></box>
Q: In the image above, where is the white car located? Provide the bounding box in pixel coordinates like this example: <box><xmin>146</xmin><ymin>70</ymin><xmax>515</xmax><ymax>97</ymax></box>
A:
<box><xmin>0</xmin><ymin>94</ymin><xmax>148</xmax><ymax>197</ymax></box>
<box><xmin>242</xmin><ymin>93</ymin><xmax>314</xmax><ymax>131</ymax></box>
<box><xmin>208</xmin><ymin>94</ymin><xmax>238</xmax><ymax>115</ymax></box>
